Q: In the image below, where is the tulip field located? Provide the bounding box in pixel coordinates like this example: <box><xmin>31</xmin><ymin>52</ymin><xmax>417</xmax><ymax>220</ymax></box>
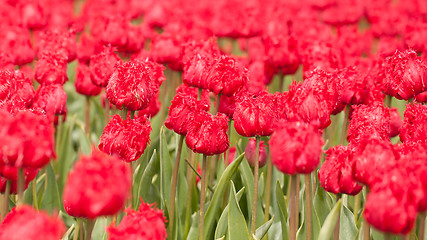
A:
<box><xmin>1</xmin><ymin>0</ymin><xmax>427</xmax><ymax>240</ymax></box>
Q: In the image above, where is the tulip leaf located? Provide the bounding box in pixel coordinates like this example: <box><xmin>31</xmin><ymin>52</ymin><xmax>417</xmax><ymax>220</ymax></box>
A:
<box><xmin>254</xmin><ymin>217</ymin><xmax>274</xmax><ymax>240</ymax></box>
<box><xmin>160</xmin><ymin>127</ymin><xmax>173</xmax><ymax>211</ymax></box>
<box><xmin>339</xmin><ymin>201</ymin><xmax>358</xmax><ymax>240</ymax></box>
<box><xmin>56</xmin><ymin>115</ymin><xmax>77</xmax><ymax>194</ymax></box>
<box><xmin>318</xmin><ymin>199</ymin><xmax>342</xmax><ymax>240</ymax></box>
<box><xmin>275</xmin><ymin>180</ymin><xmax>289</xmax><ymax>240</ymax></box>
<box><xmin>228</xmin><ymin>181</ymin><xmax>249</xmax><ymax>240</ymax></box>
<box><xmin>136</xmin><ymin>150</ymin><xmax>158</xmax><ymax>206</ymax></box>
<box><xmin>214</xmin><ymin>187</ymin><xmax>245</xmax><ymax>239</ymax></box>
<box><xmin>313</xmin><ymin>185</ymin><xmax>334</xmax><ymax>239</ymax></box>
<box><xmin>239</xmin><ymin>158</ymin><xmax>265</xmax><ymax>229</ymax></box>
<box><xmin>41</xmin><ymin>163</ymin><xmax>61</xmax><ymax>213</ymax></box>
<box><xmin>204</xmin><ymin>152</ymin><xmax>245</xmax><ymax>239</ymax></box>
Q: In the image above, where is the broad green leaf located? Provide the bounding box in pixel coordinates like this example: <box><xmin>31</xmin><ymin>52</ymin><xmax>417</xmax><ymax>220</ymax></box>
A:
<box><xmin>318</xmin><ymin>199</ymin><xmax>342</xmax><ymax>240</ymax></box>
<box><xmin>313</xmin><ymin>185</ymin><xmax>334</xmax><ymax>239</ymax></box>
<box><xmin>275</xmin><ymin>180</ymin><xmax>289</xmax><ymax>240</ymax></box>
<box><xmin>56</xmin><ymin>116</ymin><xmax>77</xmax><ymax>193</ymax></box>
<box><xmin>91</xmin><ymin>217</ymin><xmax>108</xmax><ymax>240</ymax></box>
<box><xmin>186</xmin><ymin>212</ymin><xmax>199</xmax><ymax>240</ymax></box>
<box><xmin>214</xmin><ymin>187</ymin><xmax>245</xmax><ymax>239</ymax></box>
<box><xmin>204</xmin><ymin>153</ymin><xmax>245</xmax><ymax>239</ymax></box>
<box><xmin>40</xmin><ymin>163</ymin><xmax>61</xmax><ymax>213</ymax></box>
<box><xmin>160</xmin><ymin>127</ymin><xmax>173</xmax><ymax>211</ymax></box>
<box><xmin>228</xmin><ymin>181</ymin><xmax>249</xmax><ymax>240</ymax></box>
<box><xmin>134</xmin><ymin>150</ymin><xmax>159</xmax><ymax>207</ymax></box>
<box><xmin>254</xmin><ymin>217</ymin><xmax>274</xmax><ymax>240</ymax></box>
<box><xmin>339</xmin><ymin>203</ymin><xmax>358</xmax><ymax>240</ymax></box>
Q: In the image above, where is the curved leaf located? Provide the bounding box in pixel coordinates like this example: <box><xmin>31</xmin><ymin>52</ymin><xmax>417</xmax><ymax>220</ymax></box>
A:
<box><xmin>318</xmin><ymin>199</ymin><xmax>342</xmax><ymax>240</ymax></box>
<box><xmin>228</xmin><ymin>181</ymin><xmax>249</xmax><ymax>240</ymax></box>
<box><xmin>204</xmin><ymin>153</ymin><xmax>245</xmax><ymax>239</ymax></box>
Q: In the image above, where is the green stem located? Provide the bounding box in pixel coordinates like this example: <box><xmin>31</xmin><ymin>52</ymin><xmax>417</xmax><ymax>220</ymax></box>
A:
<box><xmin>264</xmin><ymin>156</ymin><xmax>273</xmax><ymax>222</ymax></box>
<box><xmin>120</xmin><ymin>108</ymin><xmax>127</xmax><ymax>120</ymax></box>
<box><xmin>199</xmin><ymin>155</ymin><xmax>208</xmax><ymax>240</ymax></box>
<box><xmin>419</xmin><ymin>213</ymin><xmax>425</xmax><ymax>240</ymax></box>
<box><xmin>17</xmin><ymin>168</ymin><xmax>24</xmax><ymax>206</ymax></box>
<box><xmin>363</xmin><ymin>218</ymin><xmax>370</xmax><ymax>240</ymax></box>
<box><xmin>354</xmin><ymin>193</ymin><xmax>361</xmax><ymax>222</ymax></box>
<box><xmin>250</xmin><ymin>136</ymin><xmax>261</xmax><ymax>239</ymax></box>
<box><xmin>130</xmin><ymin>111</ymin><xmax>135</xmax><ymax>119</ymax></box>
<box><xmin>213</xmin><ymin>94</ymin><xmax>221</xmax><ymax>115</ymax></box>
<box><xmin>1</xmin><ymin>181</ymin><xmax>11</xmax><ymax>221</ymax></box>
<box><xmin>340</xmin><ymin>106</ymin><xmax>350</xmax><ymax>145</ymax></box>
<box><xmin>32</xmin><ymin>179</ymin><xmax>38</xmax><ymax>210</ymax></box>
<box><xmin>85</xmin><ymin>96</ymin><xmax>90</xmax><ymax>136</ymax></box>
<box><xmin>85</xmin><ymin>219</ymin><xmax>96</xmax><ymax>240</ymax></box>
<box><xmin>385</xmin><ymin>95</ymin><xmax>392</xmax><ymax>108</ymax></box>
<box><xmin>278</xmin><ymin>71</ymin><xmax>284</xmax><ymax>92</ymax></box>
<box><xmin>104</xmin><ymin>96</ymin><xmax>110</xmax><ymax>127</ymax></box>
<box><xmin>168</xmin><ymin>135</ymin><xmax>184</xmax><ymax>239</ymax></box>
<box><xmin>184</xmin><ymin>151</ymin><xmax>196</xmax><ymax>239</ymax></box>
<box><xmin>305</xmin><ymin>174</ymin><xmax>313</xmax><ymax>240</ymax></box>
<box><xmin>290</xmin><ymin>174</ymin><xmax>298</xmax><ymax>240</ymax></box>
<box><xmin>73</xmin><ymin>219</ymin><xmax>81</xmax><ymax>240</ymax></box>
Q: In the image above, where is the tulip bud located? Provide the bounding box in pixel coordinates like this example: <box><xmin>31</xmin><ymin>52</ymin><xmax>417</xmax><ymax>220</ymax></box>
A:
<box><xmin>245</xmin><ymin>138</ymin><xmax>267</xmax><ymax>168</ymax></box>
<box><xmin>75</xmin><ymin>64</ymin><xmax>102</xmax><ymax>96</ymax></box>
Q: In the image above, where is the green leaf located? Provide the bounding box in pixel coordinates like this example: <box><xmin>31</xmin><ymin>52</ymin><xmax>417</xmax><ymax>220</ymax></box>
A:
<box><xmin>228</xmin><ymin>181</ymin><xmax>249</xmax><ymax>240</ymax></box>
<box><xmin>275</xmin><ymin>180</ymin><xmax>288</xmax><ymax>240</ymax></box>
<box><xmin>56</xmin><ymin>116</ymin><xmax>77</xmax><ymax>194</ymax></box>
<box><xmin>239</xmin><ymin>158</ymin><xmax>265</xmax><ymax>229</ymax></box>
<box><xmin>339</xmin><ymin>201</ymin><xmax>358</xmax><ymax>240</ymax></box>
<box><xmin>214</xmin><ymin>187</ymin><xmax>245</xmax><ymax>239</ymax></box>
<box><xmin>138</xmin><ymin>150</ymin><xmax>160</xmax><ymax>204</ymax></box>
<box><xmin>40</xmin><ymin>163</ymin><xmax>61</xmax><ymax>213</ymax></box>
<box><xmin>313</xmin><ymin>185</ymin><xmax>334</xmax><ymax>240</ymax></box>
<box><xmin>254</xmin><ymin>217</ymin><xmax>274</xmax><ymax>240</ymax></box>
<box><xmin>318</xmin><ymin>199</ymin><xmax>342</xmax><ymax>240</ymax></box>
<box><xmin>160</xmin><ymin>127</ymin><xmax>173</xmax><ymax>210</ymax></box>
<box><xmin>91</xmin><ymin>217</ymin><xmax>108</xmax><ymax>240</ymax></box>
<box><xmin>204</xmin><ymin>153</ymin><xmax>245</xmax><ymax>239</ymax></box>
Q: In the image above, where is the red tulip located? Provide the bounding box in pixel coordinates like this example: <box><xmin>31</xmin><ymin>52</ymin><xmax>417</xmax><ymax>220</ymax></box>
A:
<box><xmin>63</xmin><ymin>148</ymin><xmax>132</xmax><ymax>219</ymax></box>
<box><xmin>218</xmin><ymin>94</ymin><xmax>236</xmax><ymax>119</ymax></box>
<box><xmin>165</xmin><ymin>85</ymin><xmax>210</xmax><ymax>136</ymax></box>
<box><xmin>108</xmin><ymin>202</ymin><xmax>167</xmax><ymax>240</ymax></box>
<box><xmin>245</xmin><ymin>138</ymin><xmax>268</xmax><ymax>168</ymax></box>
<box><xmin>364</xmin><ymin>166</ymin><xmax>422</xmax><ymax>235</ymax></box>
<box><xmin>207</xmin><ymin>55</ymin><xmax>248</xmax><ymax>96</ymax></box>
<box><xmin>383</xmin><ymin>50</ymin><xmax>427</xmax><ymax>100</ymax></box>
<box><xmin>270</xmin><ymin>121</ymin><xmax>323</xmax><ymax>175</ymax></box>
<box><xmin>138</xmin><ymin>92</ymin><xmax>161</xmax><ymax>118</ymax></box>
<box><xmin>0</xmin><ymin>167</ymin><xmax>38</xmax><ymax>194</ymax></box>
<box><xmin>75</xmin><ymin>64</ymin><xmax>102</xmax><ymax>96</ymax></box>
<box><xmin>99</xmin><ymin>115</ymin><xmax>152</xmax><ymax>162</ymax></box>
<box><xmin>400</xmin><ymin>103</ymin><xmax>427</xmax><ymax>143</ymax></box>
<box><xmin>0</xmin><ymin>26</ymin><xmax>35</xmax><ymax>66</ymax></box>
<box><xmin>0</xmin><ymin>205</ymin><xmax>65</xmax><ymax>240</ymax></box>
<box><xmin>352</xmin><ymin>139</ymin><xmax>397</xmax><ymax>187</ymax></box>
<box><xmin>186</xmin><ymin>111</ymin><xmax>229</xmax><ymax>156</ymax></box>
<box><xmin>318</xmin><ymin>145</ymin><xmax>363</xmax><ymax>195</ymax></box>
<box><xmin>347</xmin><ymin>104</ymin><xmax>390</xmax><ymax>144</ymax></box>
<box><xmin>34</xmin><ymin>51</ymin><xmax>68</xmax><ymax>85</ymax></box>
<box><xmin>233</xmin><ymin>90</ymin><xmax>278</xmax><ymax>137</ymax></box>
<box><xmin>32</xmin><ymin>84</ymin><xmax>67</xmax><ymax>116</ymax></box>
<box><xmin>89</xmin><ymin>46</ymin><xmax>120</xmax><ymax>87</ymax></box>
<box><xmin>0</xmin><ymin>70</ymin><xmax>34</xmax><ymax>109</ymax></box>
<box><xmin>0</xmin><ymin>110</ymin><xmax>55</xmax><ymax>169</ymax></box>
<box><xmin>106</xmin><ymin>60</ymin><xmax>161</xmax><ymax>111</ymax></box>
<box><xmin>35</xmin><ymin>29</ymin><xmax>77</xmax><ymax>63</ymax></box>
<box><xmin>389</xmin><ymin>107</ymin><xmax>402</xmax><ymax>138</ymax></box>
<box><xmin>20</xmin><ymin>2</ymin><xmax>47</xmax><ymax>29</ymax></box>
